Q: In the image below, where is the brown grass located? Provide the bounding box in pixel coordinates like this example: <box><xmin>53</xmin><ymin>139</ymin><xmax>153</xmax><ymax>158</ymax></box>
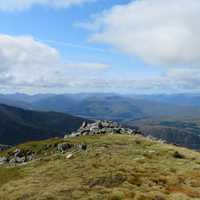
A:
<box><xmin>0</xmin><ymin>134</ymin><xmax>200</xmax><ymax>199</ymax></box>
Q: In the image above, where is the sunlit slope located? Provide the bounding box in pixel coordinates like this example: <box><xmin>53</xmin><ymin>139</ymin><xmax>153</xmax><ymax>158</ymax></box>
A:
<box><xmin>1</xmin><ymin>134</ymin><xmax>200</xmax><ymax>200</ymax></box>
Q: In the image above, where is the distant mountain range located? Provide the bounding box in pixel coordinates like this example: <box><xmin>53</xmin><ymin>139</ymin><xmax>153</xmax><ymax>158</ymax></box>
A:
<box><xmin>0</xmin><ymin>104</ymin><xmax>88</xmax><ymax>145</ymax></box>
<box><xmin>2</xmin><ymin>93</ymin><xmax>200</xmax><ymax>120</ymax></box>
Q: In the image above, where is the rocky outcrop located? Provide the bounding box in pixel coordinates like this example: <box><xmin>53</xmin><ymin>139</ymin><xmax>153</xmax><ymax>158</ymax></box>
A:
<box><xmin>0</xmin><ymin>142</ymin><xmax>88</xmax><ymax>166</ymax></box>
<box><xmin>0</xmin><ymin>121</ymin><xmax>140</xmax><ymax>166</ymax></box>
<box><xmin>57</xmin><ymin>143</ymin><xmax>87</xmax><ymax>153</ymax></box>
<box><xmin>65</xmin><ymin>120</ymin><xmax>141</xmax><ymax>138</ymax></box>
<box><xmin>0</xmin><ymin>148</ymin><xmax>34</xmax><ymax>166</ymax></box>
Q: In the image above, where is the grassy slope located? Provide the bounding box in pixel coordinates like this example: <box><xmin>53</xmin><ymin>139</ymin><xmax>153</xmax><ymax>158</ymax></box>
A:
<box><xmin>1</xmin><ymin>135</ymin><xmax>200</xmax><ymax>200</ymax></box>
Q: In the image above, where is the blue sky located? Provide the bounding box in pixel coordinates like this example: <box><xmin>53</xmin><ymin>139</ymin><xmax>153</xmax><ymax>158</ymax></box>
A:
<box><xmin>0</xmin><ymin>0</ymin><xmax>199</xmax><ymax>94</ymax></box>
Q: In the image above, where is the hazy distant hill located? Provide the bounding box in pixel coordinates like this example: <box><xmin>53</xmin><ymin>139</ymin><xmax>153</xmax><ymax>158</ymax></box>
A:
<box><xmin>132</xmin><ymin>94</ymin><xmax>200</xmax><ymax>106</ymax></box>
<box><xmin>32</xmin><ymin>94</ymin><xmax>144</xmax><ymax>120</ymax></box>
<box><xmin>0</xmin><ymin>94</ymin><xmax>33</xmax><ymax>110</ymax></box>
<box><xmin>127</xmin><ymin>117</ymin><xmax>200</xmax><ymax>150</ymax></box>
<box><xmin>30</xmin><ymin>94</ymin><xmax>200</xmax><ymax>120</ymax></box>
<box><xmin>1</xmin><ymin>93</ymin><xmax>200</xmax><ymax>120</ymax></box>
<box><xmin>0</xmin><ymin>104</ymin><xmax>87</xmax><ymax>145</ymax></box>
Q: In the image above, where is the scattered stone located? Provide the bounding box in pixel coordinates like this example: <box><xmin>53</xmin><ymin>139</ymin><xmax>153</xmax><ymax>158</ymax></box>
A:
<box><xmin>15</xmin><ymin>156</ymin><xmax>26</xmax><ymax>163</ymax></box>
<box><xmin>13</xmin><ymin>148</ymin><xmax>21</xmax><ymax>157</ymax></box>
<box><xmin>66</xmin><ymin>153</ymin><xmax>73</xmax><ymax>159</ymax></box>
<box><xmin>65</xmin><ymin>120</ymin><xmax>141</xmax><ymax>138</ymax></box>
<box><xmin>0</xmin><ymin>157</ymin><xmax>7</xmax><ymax>165</ymax></box>
<box><xmin>1</xmin><ymin>148</ymin><xmax>34</xmax><ymax>165</ymax></box>
<box><xmin>77</xmin><ymin>144</ymin><xmax>87</xmax><ymax>151</ymax></box>
<box><xmin>26</xmin><ymin>155</ymin><xmax>33</xmax><ymax>162</ymax></box>
<box><xmin>173</xmin><ymin>151</ymin><xmax>186</xmax><ymax>159</ymax></box>
<box><xmin>57</xmin><ymin>143</ymin><xmax>72</xmax><ymax>153</ymax></box>
<box><xmin>146</xmin><ymin>135</ymin><xmax>166</xmax><ymax>144</ymax></box>
<box><xmin>9</xmin><ymin>158</ymin><xmax>16</xmax><ymax>165</ymax></box>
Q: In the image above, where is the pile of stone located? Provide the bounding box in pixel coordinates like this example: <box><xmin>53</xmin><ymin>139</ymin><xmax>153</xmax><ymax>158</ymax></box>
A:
<box><xmin>0</xmin><ymin>148</ymin><xmax>34</xmax><ymax>165</ymax></box>
<box><xmin>57</xmin><ymin>143</ymin><xmax>87</xmax><ymax>153</ymax></box>
<box><xmin>65</xmin><ymin>120</ymin><xmax>141</xmax><ymax>138</ymax></box>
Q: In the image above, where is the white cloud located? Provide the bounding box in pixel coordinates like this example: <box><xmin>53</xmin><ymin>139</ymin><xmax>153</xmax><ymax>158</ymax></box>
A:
<box><xmin>0</xmin><ymin>34</ymin><xmax>60</xmax><ymax>85</ymax></box>
<box><xmin>0</xmin><ymin>0</ymin><xmax>95</xmax><ymax>11</ymax></box>
<box><xmin>88</xmin><ymin>0</ymin><xmax>200</xmax><ymax>67</ymax></box>
<box><xmin>1</xmin><ymin>34</ymin><xmax>199</xmax><ymax>93</ymax></box>
<box><xmin>65</xmin><ymin>62</ymin><xmax>110</xmax><ymax>70</ymax></box>
<box><xmin>0</xmin><ymin>34</ymin><xmax>110</xmax><ymax>91</ymax></box>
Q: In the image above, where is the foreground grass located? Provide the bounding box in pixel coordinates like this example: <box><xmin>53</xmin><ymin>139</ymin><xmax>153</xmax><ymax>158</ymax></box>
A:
<box><xmin>1</xmin><ymin>134</ymin><xmax>200</xmax><ymax>200</ymax></box>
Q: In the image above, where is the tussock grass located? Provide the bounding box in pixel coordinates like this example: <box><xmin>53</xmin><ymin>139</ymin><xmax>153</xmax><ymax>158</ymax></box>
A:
<box><xmin>1</xmin><ymin>134</ymin><xmax>200</xmax><ymax>199</ymax></box>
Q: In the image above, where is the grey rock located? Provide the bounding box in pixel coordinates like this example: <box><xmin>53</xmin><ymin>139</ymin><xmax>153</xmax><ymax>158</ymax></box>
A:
<box><xmin>57</xmin><ymin>143</ymin><xmax>72</xmax><ymax>153</ymax></box>
<box><xmin>77</xmin><ymin>144</ymin><xmax>87</xmax><ymax>151</ymax></box>
<box><xmin>65</xmin><ymin>120</ymin><xmax>141</xmax><ymax>138</ymax></box>
<box><xmin>26</xmin><ymin>155</ymin><xmax>33</xmax><ymax>162</ymax></box>
<box><xmin>9</xmin><ymin>158</ymin><xmax>16</xmax><ymax>165</ymax></box>
<box><xmin>0</xmin><ymin>157</ymin><xmax>7</xmax><ymax>165</ymax></box>
<box><xmin>15</xmin><ymin>156</ymin><xmax>26</xmax><ymax>163</ymax></box>
<box><xmin>13</xmin><ymin>148</ymin><xmax>21</xmax><ymax>157</ymax></box>
<box><xmin>80</xmin><ymin>121</ymin><xmax>88</xmax><ymax>129</ymax></box>
<box><xmin>97</xmin><ymin>121</ymin><xmax>103</xmax><ymax>129</ymax></box>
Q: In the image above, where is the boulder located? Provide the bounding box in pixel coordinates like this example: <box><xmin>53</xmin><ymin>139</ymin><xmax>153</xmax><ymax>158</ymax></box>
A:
<box><xmin>15</xmin><ymin>156</ymin><xmax>26</xmax><ymax>163</ymax></box>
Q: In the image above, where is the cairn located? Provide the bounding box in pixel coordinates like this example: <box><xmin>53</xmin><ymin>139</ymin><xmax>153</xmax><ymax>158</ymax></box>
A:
<box><xmin>65</xmin><ymin>120</ymin><xmax>141</xmax><ymax>138</ymax></box>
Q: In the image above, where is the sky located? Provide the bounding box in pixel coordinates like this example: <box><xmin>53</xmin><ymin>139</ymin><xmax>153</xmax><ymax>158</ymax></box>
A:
<box><xmin>0</xmin><ymin>0</ymin><xmax>200</xmax><ymax>94</ymax></box>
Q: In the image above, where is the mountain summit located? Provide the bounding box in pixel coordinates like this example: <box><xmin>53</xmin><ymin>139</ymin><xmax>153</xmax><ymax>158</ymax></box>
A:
<box><xmin>0</xmin><ymin>131</ymin><xmax>200</xmax><ymax>199</ymax></box>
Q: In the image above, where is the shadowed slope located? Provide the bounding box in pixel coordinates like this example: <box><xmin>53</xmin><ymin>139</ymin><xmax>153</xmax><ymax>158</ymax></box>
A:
<box><xmin>0</xmin><ymin>104</ymin><xmax>88</xmax><ymax>145</ymax></box>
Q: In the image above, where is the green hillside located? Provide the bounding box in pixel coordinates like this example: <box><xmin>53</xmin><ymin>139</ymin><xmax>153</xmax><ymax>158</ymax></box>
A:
<box><xmin>1</xmin><ymin>134</ymin><xmax>200</xmax><ymax>200</ymax></box>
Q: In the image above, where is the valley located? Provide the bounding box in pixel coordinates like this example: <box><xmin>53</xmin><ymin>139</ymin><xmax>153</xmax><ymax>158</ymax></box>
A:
<box><xmin>1</xmin><ymin>93</ymin><xmax>200</xmax><ymax>150</ymax></box>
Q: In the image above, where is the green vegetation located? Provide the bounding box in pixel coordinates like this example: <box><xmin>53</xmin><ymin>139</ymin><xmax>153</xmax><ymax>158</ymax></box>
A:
<box><xmin>1</xmin><ymin>134</ymin><xmax>200</xmax><ymax>200</ymax></box>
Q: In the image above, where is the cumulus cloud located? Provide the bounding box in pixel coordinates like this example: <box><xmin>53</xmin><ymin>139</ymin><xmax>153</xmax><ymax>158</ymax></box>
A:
<box><xmin>1</xmin><ymin>33</ymin><xmax>198</xmax><ymax>93</ymax></box>
<box><xmin>87</xmin><ymin>0</ymin><xmax>200</xmax><ymax>67</ymax></box>
<box><xmin>0</xmin><ymin>34</ymin><xmax>110</xmax><ymax>91</ymax></box>
<box><xmin>0</xmin><ymin>0</ymin><xmax>95</xmax><ymax>11</ymax></box>
<box><xmin>0</xmin><ymin>34</ymin><xmax>60</xmax><ymax>85</ymax></box>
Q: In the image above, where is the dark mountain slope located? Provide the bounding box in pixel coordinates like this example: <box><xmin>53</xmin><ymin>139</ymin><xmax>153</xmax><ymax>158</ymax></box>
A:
<box><xmin>127</xmin><ymin>118</ymin><xmax>200</xmax><ymax>150</ymax></box>
<box><xmin>0</xmin><ymin>104</ymin><xmax>88</xmax><ymax>145</ymax></box>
